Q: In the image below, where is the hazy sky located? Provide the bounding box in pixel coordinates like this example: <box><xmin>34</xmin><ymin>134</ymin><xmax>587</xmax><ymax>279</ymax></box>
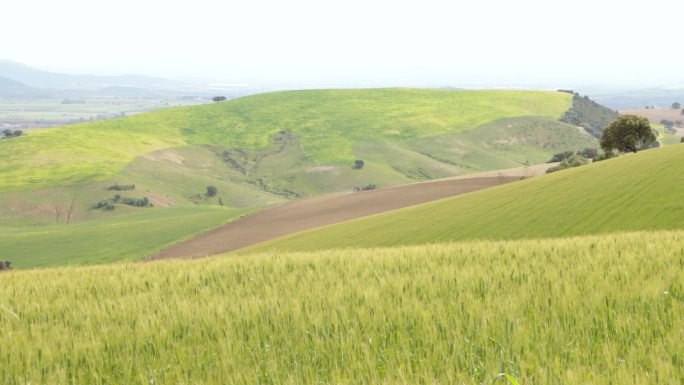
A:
<box><xmin>2</xmin><ymin>0</ymin><xmax>683</xmax><ymax>87</ymax></box>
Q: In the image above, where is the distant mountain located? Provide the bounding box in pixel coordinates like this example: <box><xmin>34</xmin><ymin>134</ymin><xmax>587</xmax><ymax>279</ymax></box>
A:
<box><xmin>0</xmin><ymin>60</ymin><xmax>186</xmax><ymax>91</ymax></box>
<box><xmin>0</xmin><ymin>76</ymin><xmax>49</xmax><ymax>98</ymax></box>
<box><xmin>580</xmin><ymin>86</ymin><xmax>684</xmax><ymax>109</ymax></box>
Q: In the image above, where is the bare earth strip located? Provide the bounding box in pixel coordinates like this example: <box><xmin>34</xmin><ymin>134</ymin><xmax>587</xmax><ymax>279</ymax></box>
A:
<box><xmin>149</xmin><ymin>164</ymin><xmax>554</xmax><ymax>260</ymax></box>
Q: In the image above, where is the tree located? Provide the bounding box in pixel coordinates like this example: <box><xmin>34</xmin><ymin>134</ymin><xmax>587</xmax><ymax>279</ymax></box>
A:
<box><xmin>353</xmin><ymin>159</ymin><xmax>364</xmax><ymax>169</ymax></box>
<box><xmin>206</xmin><ymin>186</ymin><xmax>218</xmax><ymax>197</ymax></box>
<box><xmin>660</xmin><ymin>119</ymin><xmax>674</xmax><ymax>129</ymax></box>
<box><xmin>600</xmin><ymin>115</ymin><xmax>656</xmax><ymax>154</ymax></box>
<box><xmin>212</xmin><ymin>96</ymin><xmax>226</xmax><ymax>103</ymax></box>
<box><xmin>672</xmin><ymin>102</ymin><xmax>681</xmax><ymax>109</ymax></box>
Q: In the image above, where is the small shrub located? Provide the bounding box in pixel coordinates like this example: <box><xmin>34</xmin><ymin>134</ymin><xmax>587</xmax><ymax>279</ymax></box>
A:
<box><xmin>548</xmin><ymin>151</ymin><xmax>574</xmax><ymax>163</ymax></box>
<box><xmin>96</xmin><ymin>196</ymin><xmax>149</xmax><ymax>210</ymax></box>
<box><xmin>120</xmin><ymin>197</ymin><xmax>150</xmax><ymax>207</ymax></box>
<box><xmin>0</xmin><ymin>260</ymin><xmax>11</xmax><ymax>271</ymax></box>
<box><xmin>593</xmin><ymin>152</ymin><xmax>614</xmax><ymax>162</ymax></box>
<box><xmin>206</xmin><ymin>186</ymin><xmax>218</xmax><ymax>197</ymax></box>
<box><xmin>353</xmin><ymin>183</ymin><xmax>377</xmax><ymax>192</ymax></box>
<box><xmin>576</xmin><ymin>148</ymin><xmax>599</xmax><ymax>160</ymax></box>
<box><xmin>108</xmin><ymin>184</ymin><xmax>135</xmax><ymax>191</ymax></box>
<box><xmin>352</xmin><ymin>160</ymin><xmax>365</xmax><ymax>169</ymax></box>
<box><xmin>1</xmin><ymin>129</ymin><xmax>23</xmax><ymax>139</ymax></box>
<box><xmin>660</xmin><ymin>119</ymin><xmax>674</xmax><ymax>128</ymax></box>
<box><xmin>94</xmin><ymin>201</ymin><xmax>116</xmax><ymax>210</ymax></box>
<box><xmin>546</xmin><ymin>155</ymin><xmax>589</xmax><ymax>173</ymax></box>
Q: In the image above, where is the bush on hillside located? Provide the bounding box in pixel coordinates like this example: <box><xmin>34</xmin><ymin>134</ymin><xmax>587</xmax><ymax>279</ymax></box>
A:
<box><xmin>120</xmin><ymin>197</ymin><xmax>150</xmax><ymax>207</ymax></box>
<box><xmin>546</xmin><ymin>155</ymin><xmax>590</xmax><ymax>173</ymax></box>
<box><xmin>660</xmin><ymin>119</ymin><xmax>674</xmax><ymax>129</ymax></box>
<box><xmin>0</xmin><ymin>260</ymin><xmax>11</xmax><ymax>271</ymax></box>
<box><xmin>352</xmin><ymin>160</ymin><xmax>365</xmax><ymax>169</ymax></box>
<box><xmin>353</xmin><ymin>183</ymin><xmax>376</xmax><ymax>192</ymax></box>
<box><xmin>95</xmin><ymin>196</ymin><xmax>150</xmax><ymax>210</ymax></box>
<box><xmin>1</xmin><ymin>129</ymin><xmax>23</xmax><ymax>139</ymax></box>
<box><xmin>206</xmin><ymin>186</ymin><xmax>218</xmax><ymax>197</ymax></box>
<box><xmin>549</xmin><ymin>148</ymin><xmax>599</xmax><ymax>163</ymax></box>
<box><xmin>108</xmin><ymin>184</ymin><xmax>135</xmax><ymax>191</ymax></box>
<box><xmin>576</xmin><ymin>148</ymin><xmax>599</xmax><ymax>160</ymax></box>
<box><xmin>94</xmin><ymin>200</ymin><xmax>116</xmax><ymax>210</ymax></box>
<box><xmin>548</xmin><ymin>151</ymin><xmax>574</xmax><ymax>163</ymax></box>
<box><xmin>212</xmin><ymin>96</ymin><xmax>226</xmax><ymax>102</ymax></box>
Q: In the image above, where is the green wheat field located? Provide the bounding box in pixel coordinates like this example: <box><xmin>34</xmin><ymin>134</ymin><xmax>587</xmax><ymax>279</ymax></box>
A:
<box><xmin>1</xmin><ymin>231</ymin><xmax>683</xmax><ymax>385</ymax></box>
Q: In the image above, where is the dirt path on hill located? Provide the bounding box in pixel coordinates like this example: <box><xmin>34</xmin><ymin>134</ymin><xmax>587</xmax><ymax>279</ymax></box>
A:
<box><xmin>148</xmin><ymin>163</ymin><xmax>554</xmax><ymax>260</ymax></box>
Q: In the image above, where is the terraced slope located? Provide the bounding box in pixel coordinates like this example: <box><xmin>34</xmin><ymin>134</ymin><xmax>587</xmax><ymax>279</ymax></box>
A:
<box><xmin>248</xmin><ymin>144</ymin><xmax>684</xmax><ymax>252</ymax></box>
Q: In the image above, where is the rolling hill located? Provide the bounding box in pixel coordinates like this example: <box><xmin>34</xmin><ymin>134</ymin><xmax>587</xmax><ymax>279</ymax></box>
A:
<box><xmin>246</xmin><ymin>143</ymin><xmax>684</xmax><ymax>252</ymax></box>
<box><xmin>0</xmin><ymin>88</ymin><xmax>613</xmax><ymax>266</ymax></box>
<box><xmin>0</xmin><ymin>89</ymin><xmax>577</xmax><ymax>191</ymax></box>
<box><xmin>0</xmin><ymin>77</ymin><xmax>47</xmax><ymax>98</ymax></box>
<box><xmin>0</xmin><ymin>60</ymin><xmax>185</xmax><ymax>90</ymax></box>
<box><xmin>2</xmin><ymin>89</ymin><xmax>678</xmax><ymax>384</ymax></box>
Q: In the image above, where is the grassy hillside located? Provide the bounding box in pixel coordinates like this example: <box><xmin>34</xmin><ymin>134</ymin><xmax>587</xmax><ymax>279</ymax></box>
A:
<box><xmin>0</xmin><ymin>89</ymin><xmax>573</xmax><ymax>193</ymax></box>
<box><xmin>249</xmin><ymin>144</ymin><xmax>684</xmax><ymax>252</ymax></box>
<box><xmin>1</xmin><ymin>231</ymin><xmax>682</xmax><ymax>384</ymax></box>
<box><xmin>0</xmin><ymin>88</ymin><xmax>594</xmax><ymax>266</ymax></box>
<box><xmin>0</xmin><ymin>206</ymin><xmax>253</xmax><ymax>268</ymax></box>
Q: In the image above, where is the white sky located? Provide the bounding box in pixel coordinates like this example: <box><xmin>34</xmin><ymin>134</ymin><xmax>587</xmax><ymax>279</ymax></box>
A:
<box><xmin>2</xmin><ymin>0</ymin><xmax>683</xmax><ymax>87</ymax></box>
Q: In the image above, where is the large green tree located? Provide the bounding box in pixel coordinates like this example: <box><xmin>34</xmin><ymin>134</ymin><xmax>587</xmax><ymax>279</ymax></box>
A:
<box><xmin>600</xmin><ymin>115</ymin><xmax>656</xmax><ymax>154</ymax></box>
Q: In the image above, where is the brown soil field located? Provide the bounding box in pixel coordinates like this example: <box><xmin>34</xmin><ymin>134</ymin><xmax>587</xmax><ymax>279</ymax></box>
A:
<box><xmin>149</xmin><ymin>164</ymin><xmax>554</xmax><ymax>260</ymax></box>
<box><xmin>621</xmin><ymin>108</ymin><xmax>684</xmax><ymax>130</ymax></box>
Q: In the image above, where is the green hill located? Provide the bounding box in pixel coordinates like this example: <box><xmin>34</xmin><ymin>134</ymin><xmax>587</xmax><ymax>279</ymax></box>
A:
<box><xmin>0</xmin><ymin>89</ymin><xmax>575</xmax><ymax>192</ymax></box>
<box><xmin>0</xmin><ymin>89</ymin><xmax>603</xmax><ymax>266</ymax></box>
<box><xmin>247</xmin><ymin>143</ymin><xmax>684</xmax><ymax>252</ymax></box>
<box><xmin>0</xmin><ymin>89</ymin><xmax>597</xmax><ymax>224</ymax></box>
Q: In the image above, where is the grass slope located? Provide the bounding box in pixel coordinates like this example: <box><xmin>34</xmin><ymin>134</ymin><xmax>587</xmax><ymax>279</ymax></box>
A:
<box><xmin>249</xmin><ymin>144</ymin><xmax>684</xmax><ymax>252</ymax></box>
<box><xmin>1</xmin><ymin>231</ymin><xmax>683</xmax><ymax>384</ymax></box>
<box><xmin>0</xmin><ymin>89</ymin><xmax>572</xmax><ymax>192</ymax></box>
<box><xmin>0</xmin><ymin>206</ymin><xmax>253</xmax><ymax>268</ymax></box>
